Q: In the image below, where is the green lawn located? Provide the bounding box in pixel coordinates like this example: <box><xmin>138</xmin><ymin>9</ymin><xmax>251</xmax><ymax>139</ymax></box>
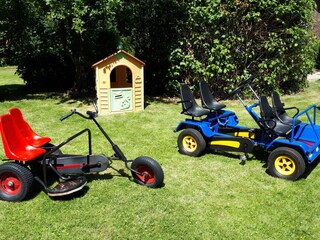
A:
<box><xmin>0</xmin><ymin>66</ymin><xmax>320</xmax><ymax>239</ymax></box>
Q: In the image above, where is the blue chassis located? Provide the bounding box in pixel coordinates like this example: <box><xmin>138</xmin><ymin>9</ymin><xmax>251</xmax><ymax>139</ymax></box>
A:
<box><xmin>175</xmin><ymin>103</ymin><xmax>320</xmax><ymax>164</ymax></box>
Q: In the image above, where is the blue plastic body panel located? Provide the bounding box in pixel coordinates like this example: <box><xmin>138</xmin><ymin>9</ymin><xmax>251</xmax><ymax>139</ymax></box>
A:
<box><xmin>175</xmin><ymin>110</ymin><xmax>239</xmax><ymax>138</ymax></box>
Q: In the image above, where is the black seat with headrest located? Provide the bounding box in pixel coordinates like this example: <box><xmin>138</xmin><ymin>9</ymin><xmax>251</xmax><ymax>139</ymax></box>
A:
<box><xmin>271</xmin><ymin>91</ymin><xmax>300</xmax><ymax>125</ymax></box>
<box><xmin>179</xmin><ymin>84</ymin><xmax>210</xmax><ymax>118</ymax></box>
<box><xmin>259</xmin><ymin>96</ymin><xmax>292</xmax><ymax>136</ymax></box>
<box><xmin>199</xmin><ymin>80</ymin><xmax>226</xmax><ymax>112</ymax></box>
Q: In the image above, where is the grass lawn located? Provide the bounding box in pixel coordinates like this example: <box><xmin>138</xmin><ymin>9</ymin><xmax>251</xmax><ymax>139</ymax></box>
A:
<box><xmin>0</xmin><ymin>66</ymin><xmax>320</xmax><ymax>239</ymax></box>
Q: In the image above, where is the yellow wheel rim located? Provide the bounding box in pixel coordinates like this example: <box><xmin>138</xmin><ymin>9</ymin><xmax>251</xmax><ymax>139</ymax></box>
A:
<box><xmin>182</xmin><ymin>136</ymin><xmax>197</xmax><ymax>153</ymax></box>
<box><xmin>274</xmin><ymin>155</ymin><xmax>296</xmax><ymax>176</ymax></box>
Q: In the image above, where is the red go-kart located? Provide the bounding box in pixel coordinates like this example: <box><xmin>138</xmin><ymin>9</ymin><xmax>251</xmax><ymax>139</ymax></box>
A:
<box><xmin>0</xmin><ymin>104</ymin><xmax>164</xmax><ymax>202</ymax></box>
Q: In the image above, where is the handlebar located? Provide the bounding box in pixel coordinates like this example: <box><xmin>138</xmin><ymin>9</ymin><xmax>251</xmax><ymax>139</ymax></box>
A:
<box><xmin>60</xmin><ymin>109</ymin><xmax>76</xmax><ymax>121</ymax></box>
<box><xmin>60</xmin><ymin>100</ymin><xmax>99</xmax><ymax>121</ymax></box>
<box><xmin>60</xmin><ymin>109</ymin><xmax>98</xmax><ymax>121</ymax></box>
<box><xmin>86</xmin><ymin>110</ymin><xmax>98</xmax><ymax>119</ymax></box>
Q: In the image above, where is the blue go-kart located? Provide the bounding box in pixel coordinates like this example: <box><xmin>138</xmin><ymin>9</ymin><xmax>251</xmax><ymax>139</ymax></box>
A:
<box><xmin>175</xmin><ymin>76</ymin><xmax>320</xmax><ymax>180</ymax></box>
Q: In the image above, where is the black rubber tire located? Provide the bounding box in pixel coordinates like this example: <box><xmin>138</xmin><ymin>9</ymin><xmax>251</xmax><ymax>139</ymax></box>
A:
<box><xmin>43</xmin><ymin>143</ymin><xmax>63</xmax><ymax>156</ymax></box>
<box><xmin>267</xmin><ymin>147</ymin><xmax>306</xmax><ymax>181</ymax></box>
<box><xmin>177</xmin><ymin>128</ymin><xmax>206</xmax><ymax>157</ymax></box>
<box><xmin>0</xmin><ymin>162</ymin><xmax>33</xmax><ymax>202</ymax></box>
<box><xmin>131</xmin><ymin>156</ymin><xmax>164</xmax><ymax>188</ymax></box>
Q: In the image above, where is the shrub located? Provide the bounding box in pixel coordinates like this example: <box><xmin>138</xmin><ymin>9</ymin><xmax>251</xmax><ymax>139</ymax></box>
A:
<box><xmin>17</xmin><ymin>54</ymin><xmax>75</xmax><ymax>92</ymax></box>
<box><xmin>168</xmin><ymin>0</ymin><xmax>318</xmax><ymax>97</ymax></box>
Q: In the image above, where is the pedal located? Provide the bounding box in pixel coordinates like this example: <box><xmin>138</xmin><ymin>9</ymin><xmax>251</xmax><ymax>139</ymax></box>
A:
<box><xmin>47</xmin><ymin>176</ymin><xmax>87</xmax><ymax>197</ymax></box>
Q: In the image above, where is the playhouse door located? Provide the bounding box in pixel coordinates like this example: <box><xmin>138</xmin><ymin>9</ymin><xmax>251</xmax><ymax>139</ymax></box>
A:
<box><xmin>110</xmin><ymin>88</ymin><xmax>133</xmax><ymax>112</ymax></box>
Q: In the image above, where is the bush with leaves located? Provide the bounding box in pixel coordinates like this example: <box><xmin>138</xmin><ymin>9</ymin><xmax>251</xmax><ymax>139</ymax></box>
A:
<box><xmin>168</xmin><ymin>0</ymin><xmax>318</xmax><ymax>97</ymax></box>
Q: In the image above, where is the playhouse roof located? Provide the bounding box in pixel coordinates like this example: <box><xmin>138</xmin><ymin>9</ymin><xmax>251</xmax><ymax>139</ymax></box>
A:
<box><xmin>92</xmin><ymin>50</ymin><xmax>145</xmax><ymax>68</ymax></box>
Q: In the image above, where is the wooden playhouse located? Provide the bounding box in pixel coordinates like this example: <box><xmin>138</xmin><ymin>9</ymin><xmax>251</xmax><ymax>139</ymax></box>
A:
<box><xmin>92</xmin><ymin>50</ymin><xmax>145</xmax><ymax>114</ymax></box>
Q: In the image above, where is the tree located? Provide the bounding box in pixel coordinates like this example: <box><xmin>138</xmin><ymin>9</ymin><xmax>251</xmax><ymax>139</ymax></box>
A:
<box><xmin>1</xmin><ymin>0</ymin><xmax>121</xmax><ymax>93</ymax></box>
<box><xmin>0</xmin><ymin>0</ymin><xmax>318</xmax><ymax>96</ymax></box>
<box><xmin>116</xmin><ymin>0</ymin><xmax>189</xmax><ymax>95</ymax></box>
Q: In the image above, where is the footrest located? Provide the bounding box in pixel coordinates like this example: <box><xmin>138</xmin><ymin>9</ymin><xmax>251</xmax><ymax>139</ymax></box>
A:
<box><xmin>47</xmin><ymin>176</ymin><xmax>87</xmax><ymax>197</ymax></box>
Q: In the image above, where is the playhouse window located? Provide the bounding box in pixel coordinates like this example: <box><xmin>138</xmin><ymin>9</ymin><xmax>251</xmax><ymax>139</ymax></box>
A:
<box><xmin>110</xmin><ymin>66</ymin><xmax>133</xmax><ymax>88</ymax></box>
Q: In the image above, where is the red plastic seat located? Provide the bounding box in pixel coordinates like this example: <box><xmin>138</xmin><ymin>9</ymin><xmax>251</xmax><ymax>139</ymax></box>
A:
<box><xmin>8</xmin><ymin>108</ymin><xmax>51</xmax><ymax>147</ymax></box>
<box><xmin>0</xmin><ymin>113</ymin><xmax>46</xmax><ymax>161</ymax></box>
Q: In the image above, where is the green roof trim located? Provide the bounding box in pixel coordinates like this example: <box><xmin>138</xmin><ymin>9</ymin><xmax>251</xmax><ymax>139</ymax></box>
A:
<box><xmin>116</xmin><ymin>52</ymin><xmax>126</xmax><ymax>60</ymax></box>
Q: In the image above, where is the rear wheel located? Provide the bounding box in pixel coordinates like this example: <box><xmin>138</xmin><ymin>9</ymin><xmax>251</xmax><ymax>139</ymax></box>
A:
<box><xmin>0</xmin><ymin>162</ymin><xmax>33</xmax><ymax>202</ymax></box>
<box><xmin>131</xmin><ymin>156</ymin><xmax>164</xmax><ymax>188</ymax></box>
<box><xmin>268</xmin><ymin>147</ymin><xmax>305</xmax><ymax>181</ymax></box>
<box><xmin>177</xmin><ymin>128</ymin><xmax>206</xmax><ymax>157</ymax></box>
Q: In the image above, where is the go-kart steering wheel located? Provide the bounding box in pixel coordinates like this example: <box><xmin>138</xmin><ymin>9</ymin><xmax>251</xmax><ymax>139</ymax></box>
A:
<box><xmin>228</xmin><ymin>75</ymin><xmax>255</xmax><ymax>97</ymax></box>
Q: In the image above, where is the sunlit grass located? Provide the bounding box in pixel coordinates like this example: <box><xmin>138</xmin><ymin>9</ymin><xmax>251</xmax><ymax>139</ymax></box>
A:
<box><xmin>0</xmin><ymin>67</ymin><xmax>319</xmax><ymax>239</ymax></box>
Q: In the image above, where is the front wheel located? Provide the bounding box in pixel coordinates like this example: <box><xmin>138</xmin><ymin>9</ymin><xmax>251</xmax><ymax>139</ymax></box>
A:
<box><xmin>0</xmin><ymin>162</ymin><xmax>33</xmax><ymax>202</ymax></box>
<box><xmin>177</xmin><ymin>128</ymin><xmax>206</xmax><ymax>157</ymax></box>
<box><xmin>267</xmin><ymin>147</ymin><xmax>306</xmax><ymax>181</ymax></box>
<box><xmin>131</xmin><ymin>156</ymin><xmax>164</xmax><ymax>188</ymax></box>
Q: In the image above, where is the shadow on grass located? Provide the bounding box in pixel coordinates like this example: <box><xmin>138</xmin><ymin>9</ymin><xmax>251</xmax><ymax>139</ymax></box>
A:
<box><xmin>145</xmin><ymin>96</ymin><xmax>179</xmax><ymax>109</ymax></box>
<box><xmin>0</xmin><ymin>84</ymin><xmax>28</xmax><ymax>101</ymax></box>
<box><xmin>26</xmin><ymin>169</ymin><xmax>130</xmax><ymax>202</ymax></box>
<box><xmin>206</xmin><ymin>147</ymin><xmax>268</xmax><ymax>165</ymax></box>
<box><xmin>0</xmin><ymin>83</ymin><xmax>66</xmax><ymax>102</ymax></box>
<box><xmin>0</xmin><ymin>83</ymin><xmax>97</xmax><ymax>105</ymax></box>
<box><xmin>0</xmin><ymin>83</ymin><xmax>170</xmax><ymax>107</ymax></box>
<box><xmin>48</xmin><ymin>165</ymin><xmax>165</xmax><ymax>201</ymax></box>
<box><xmin>206</xmin><ymin>148</ymin><xmax>320</xmax><ymax>180</ymax></box>
<box><xmin>302</xmin><ymin>157</ymin><xmax>320</xmax><ymax>180</ymax></box>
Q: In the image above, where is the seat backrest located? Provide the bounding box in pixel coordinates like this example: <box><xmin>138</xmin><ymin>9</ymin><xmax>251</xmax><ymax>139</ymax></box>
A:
<box><xmin>180</xmin><ymin>84</ymin><xmax>198</xmax><ymax>114</ymax></box>
<box><xmin>199</xmin><ymin>80</ymin><xmax>215</xmax><ymax>106</ymax></box>
<box><xmin>260</xmin><ymin>96</ymin><xmax>275</xmax><ymax>120</ymax></box>
<box><xmin>0</xmin><ymin>113</ymin><xmax>45</xmax><ymax>161</ymax></box>
<box><xmin>8</xmin><ymin>108</ymin><xmax>51</xmax><ymax>147</ymax></box>
<box><xmin>259</xmin><ymin>96</ymin><xmax>276</xmax><ymax>130</ymax></box>
<box><xmin>9</xmin><ymin>108</ymin><xmax>35</xmax><ymax>138</ymax></box>
<box><xmin>259</xmin><ymin>96</ymin><xmax>292</xmax><ymax>135</ymax></box>
<box><xmin>271</xmin><ymin>92</ymin><xmax>285</xmax><ymax>114</ymax></box>
<box><xmin>199</xmin><ymin>80</ymin><xmax>226</xmax><ymax>111</ymax></box>
<box><xmin>271</xmin><ymin>91</ymin><xmax>301</xmax><ymax>126</ymax></box>
<box><xmin>180</xmin><ymin>84</ymin><xmax>209</xmax><ymax>117</ymax></box>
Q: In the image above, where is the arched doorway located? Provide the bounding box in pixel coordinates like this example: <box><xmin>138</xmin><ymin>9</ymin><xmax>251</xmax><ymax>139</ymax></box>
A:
<box><xmin>110</xmin><ymin>65</ymin><xmax>133</xmax><ymax>88</ymax></box>
<box><xmin>109</xmin><ymin>65</ymin><xmax>133</xmax><ymax>111</ymax></box>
